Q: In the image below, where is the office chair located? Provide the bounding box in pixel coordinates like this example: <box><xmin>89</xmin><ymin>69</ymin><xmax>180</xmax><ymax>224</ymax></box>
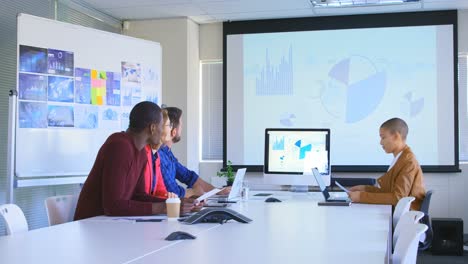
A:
<box><xmin>393</xmin><ymin>196</ymin><xmax>415</xmax><ymax>229</ymax></box>
<box><xmin>418</xmin><ymin>190</ymin><xmax>434</xmax><ymax>250</ymax></box>
<box><xmin>0</xmin><ymin>204</ymin><xmax>29</xmax><ymax>235</ymax></box>
<box><xmin>392</xmin><ymin>223</ymin><xmax>428</xmax><ymax>264</ymax></box>
<box><xmin>393</xmin><ymin>211</ymin><xmax>424</xmax><ymax>250</ymax></box>
<box><xmin>44</xmin><ymin>195</ymin><xmax>78</xmax><ymax>226</ymax></box>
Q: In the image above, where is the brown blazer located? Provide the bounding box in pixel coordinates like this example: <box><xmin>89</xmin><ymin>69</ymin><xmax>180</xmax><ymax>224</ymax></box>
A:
<box><xmin>360</xmin><ymin>146</ymin><xmax>426</xmax><ymax>210</ymax></box>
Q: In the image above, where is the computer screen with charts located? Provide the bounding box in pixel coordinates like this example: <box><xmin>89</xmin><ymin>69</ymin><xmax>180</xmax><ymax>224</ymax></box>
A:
<box><xmin>264</xmin><ymin>128</ymin><xmax>330</xmax><ymax>176</ymax></box>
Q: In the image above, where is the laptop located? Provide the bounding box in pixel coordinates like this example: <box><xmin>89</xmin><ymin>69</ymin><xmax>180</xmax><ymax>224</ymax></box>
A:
<box><xmin>210</xmin><ymin>168</ymin><xmax>247</xmax><ymax>203</ymax></box>
<box><xmin>312</xmin><ymin>168</ymin><xmax>351</xmax><ymax>203</ymax></box>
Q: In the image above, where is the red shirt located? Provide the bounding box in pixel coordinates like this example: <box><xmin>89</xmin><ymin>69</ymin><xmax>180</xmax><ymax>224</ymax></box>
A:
<box><xmin>144</xmin><ymin>145</ymin><xmax>168</xmax><ymax>199</ymax></box>
<box><xmin>74</xmin><ymin>132</ymin><xmax>163</xmax><ymax>220</ymax></box>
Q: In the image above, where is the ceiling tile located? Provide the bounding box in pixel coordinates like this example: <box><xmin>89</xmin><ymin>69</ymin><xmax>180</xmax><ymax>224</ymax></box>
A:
<box><xmin>211</xmin><ymin>8</ymin><xmax>315</xmax><ymax>21</ymax></box>
<box><xmin>197</xmin><ymin>0</ymin><xmax>312</xmax><ymax>14</ymax></box>
<box><xmin>78</xmin><ymin>0</ymin><xmax>468</xmax><ymax>22</ymax></box>
<box><xmin>103</xmin><ymin>4</ymin><xmax>206</xmax><ymax>20</ymax></box>
<box><xmin>82</xmin><ymin>0</ymin><xmax>192</xmax><ymax>9</ymax></box>
<box><xmin>311</xmin><ymin>2</ymin><xmax>424</xmax><ymax>16</ymax></box>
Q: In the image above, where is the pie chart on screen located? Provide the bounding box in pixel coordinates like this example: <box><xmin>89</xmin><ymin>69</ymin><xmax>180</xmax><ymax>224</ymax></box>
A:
<box><xmin>320</xmin><ymin>55</ymin><xmax>386</xmax><ymax>123</ymax></box>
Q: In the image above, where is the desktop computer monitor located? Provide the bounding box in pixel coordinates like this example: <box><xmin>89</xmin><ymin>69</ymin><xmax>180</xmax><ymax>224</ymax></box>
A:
<box><xmin>264</xmin><ymin>128</ymin><xmax>331</xmax><ymax>187</ymax></box>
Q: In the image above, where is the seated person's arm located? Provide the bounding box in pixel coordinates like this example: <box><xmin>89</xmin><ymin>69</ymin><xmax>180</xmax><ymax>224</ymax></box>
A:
<box><xmin>350</xmin><ymin>184</ymin><xmax>382</xmax><ymax>193</ymax></box>
<box><xmin>162</xmin><ymin>174</ymin><xmax>187</xmax><ymax>198</ymax></box>
<box><xmin>192</xmin><ymin>177</ymin><xmax>215</xmax><ymax>192</ymax></box>
<box><xmin>348</xmin><ymin>185</ymin><xmax>367</xmax><ymax>192</ymax></box>
<box><xmin>191</xmin><ymin>177</ymin><xmax>231</xmax><ymax>195</ymax></box>
<box><xmin>175</xmin><ymin>161</ymin><xmax>199</xmax><ymax>188</ymax></box>
<box><xmin>353</xmin><ymin>163</ymin><xmax>418</xmax><ymax>205</ymax></box>
<box><xmin>161</xmin><ymin>166</ymin><xmax>202</xmax><ymax>198</ymax></box>
<box><xmin>101</xmin><ymin>143</ymin><xmax>154</xmax><ymax>216</ymax></box>
<box><xmin>182</xmin><ymin>170</ymin><xmax>232</xmax><ymax>197</ymax></box>
<box><xmin>149</xmin><ymin>193</ymin><xmax>200</xmax><ymax>214</ymax></box>
<box><xmin>184</xmin><ymin>184</ymin><xmax>205</xmax><ymax>198</ymax></box>
<box><xmin>173</xmin><ymin>161</ymin><xmax>210</xmax><ymax>197</ymax></box>
<box><xmin>133</xmin><ymin>171</ymin><xmax>167</xmax><ymax>203</ymax></box>
<box><xmin>364</xmin><ymin>185</ymin><xmax>383</xmax><ymax>193</ymax></box>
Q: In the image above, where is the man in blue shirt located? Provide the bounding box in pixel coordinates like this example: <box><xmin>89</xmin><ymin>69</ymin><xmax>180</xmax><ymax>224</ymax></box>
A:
<box><xmin>159</xmin><ymin>107</ymin><xmax>230</xmax><ymax>198</ymax></box>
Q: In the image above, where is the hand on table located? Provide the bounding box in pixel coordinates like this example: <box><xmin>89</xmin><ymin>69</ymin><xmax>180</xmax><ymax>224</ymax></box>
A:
<box><xmin>185</xmin><ymin>185</ymin><xmax>205</xmax><ymax>198</ymax></box>
<box><xmin>166</xmin><ymin>192</ymin><xmax>178</xmax><ymax>199</ymax></box>
<box><xmin>180</xmin><ymin>198</ymin><xmax>204</xmax><ymax>214</ymax></box>
<box><xmin>348</xmin><ymin>191</ymin><xmax>361</xmax><ymax>202</ymax></box>
<box><xmin>348</xmin><ymin>185</ymin><xmax>366</xmax><ymax>192</ymax></box>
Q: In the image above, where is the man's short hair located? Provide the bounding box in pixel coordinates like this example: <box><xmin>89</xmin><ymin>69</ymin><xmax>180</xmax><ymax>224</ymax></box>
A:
<box><xmin>128</xmin><ymin>101</ymin><xmax>162</xmax><ymax>133</ymax></box>
<box><xmin>380</xmin><ymin>118</ymin><xmax>408</xmax><ymax>140</ymax></box>
<box><xmin>164</xmin><ymin>106</ymin><xmax>183</xmax><ymax>129</ymax></box>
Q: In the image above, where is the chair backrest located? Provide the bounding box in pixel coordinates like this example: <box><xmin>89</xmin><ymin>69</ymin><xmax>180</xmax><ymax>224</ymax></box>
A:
<box><xmin>44</xmin><ymin>195</ymin><xmax>78</xmax><ymax>226</ymax></box>
<box><xmin>0</xmin><ymin>204</ymin><xmax>29</xmax><ymax>235</ymax></box>
<box><xmin>419</xmin><ymin>190</ymin><xmax>433</xmax><ymax>216</ymax></box>
<box><xmin>393</xmin><ymin>223</ymin><xmax>428</xmax><ymax>264</ymax></box>
<box><xmin>418</xmin><ymin>190</ymin><xmax>434</xmax><ymax>251</ymax></box>
<box><xmin>393</xmin><ymin>196</ymin><xmax>415</xmax><ymax>228</ymax></box>
<box><xmin>393</xmin><ymin>211</ymin><xmax>424</xmax><ymax>249</ymax></box>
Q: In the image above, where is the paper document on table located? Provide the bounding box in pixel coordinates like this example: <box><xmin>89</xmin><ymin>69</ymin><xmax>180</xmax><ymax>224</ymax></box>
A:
<box><xmin>335</xmin><ymin>181</ymin><xmax>349</xmax><ymax>193</ymax></box>
<box><xmin>195</xmin><ymin>188</ymin><xmax>224</xmax><ymax>203</ymax></box>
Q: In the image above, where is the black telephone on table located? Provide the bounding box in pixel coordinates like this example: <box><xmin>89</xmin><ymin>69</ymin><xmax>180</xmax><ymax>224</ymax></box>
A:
<box><xmin>180</xmin><ymin>208</ymin><xmax>252</xmax><ymax>224</ymax></box>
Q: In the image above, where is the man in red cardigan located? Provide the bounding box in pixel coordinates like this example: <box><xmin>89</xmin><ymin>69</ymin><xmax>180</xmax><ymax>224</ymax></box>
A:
<box><xmin>74</xmin><ymin>102</ymin><xmax>197</xmax><ymax>220</ymax></box>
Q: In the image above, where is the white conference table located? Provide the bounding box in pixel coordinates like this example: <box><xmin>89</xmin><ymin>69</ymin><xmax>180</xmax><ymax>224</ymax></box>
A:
<box><xmin>0</xmin><ymin>191</ymin><xmax>391</xmax><ymax>264</ymax></box>
<box><xmin>132</xmin><ymin>192</ymin><xmax>392</xmax><ymax>264</ymax></box>
<box><xmin>0</xmin><ymin>214</ymin><xmax>220</xmax><ymax>264</ymax></box>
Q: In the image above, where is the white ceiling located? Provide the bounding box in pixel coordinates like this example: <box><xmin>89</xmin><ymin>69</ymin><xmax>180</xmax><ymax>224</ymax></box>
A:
<box><xmin>78</xmin><ymin>0</ymin><xmax>468</xmax><ymax>24</ymax></box>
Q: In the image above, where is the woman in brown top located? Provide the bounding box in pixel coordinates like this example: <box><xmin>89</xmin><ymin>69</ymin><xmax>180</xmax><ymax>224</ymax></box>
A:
<box><xmin>348</xmin><ymin>118</ymin><xmax>426</xmax><ymax>210</ymax></box>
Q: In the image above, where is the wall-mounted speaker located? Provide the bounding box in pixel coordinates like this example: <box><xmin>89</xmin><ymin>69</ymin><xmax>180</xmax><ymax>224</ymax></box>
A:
<box><xmin>431</xmin><ymin>218</ymin><xmax>464</xmax><ymax>256</ymax></box>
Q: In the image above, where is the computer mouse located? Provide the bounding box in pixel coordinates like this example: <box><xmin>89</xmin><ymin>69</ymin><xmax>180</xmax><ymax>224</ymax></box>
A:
<box><xmin>164</xmin><ymin>231</ymin><xmax>196</xmax><ymax>241</ymax></box>
<box><xmin>265</xmin><ymin>197</ymin><xmax>282</xmax><ymax>203</ymax></box>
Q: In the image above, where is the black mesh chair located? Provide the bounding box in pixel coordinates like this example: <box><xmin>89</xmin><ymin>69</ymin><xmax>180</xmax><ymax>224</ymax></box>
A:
<box><xmin>419</xmin><ymin>190</ymin><xmax>434</xmax><ymax>251</ymax></box>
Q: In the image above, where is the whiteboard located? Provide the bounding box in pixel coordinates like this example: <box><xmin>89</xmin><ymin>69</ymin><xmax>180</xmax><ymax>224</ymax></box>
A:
<box><xmin>15</xmin><ymin>14</ymin><xmax>162</xmax><ymax>177</ymax></box>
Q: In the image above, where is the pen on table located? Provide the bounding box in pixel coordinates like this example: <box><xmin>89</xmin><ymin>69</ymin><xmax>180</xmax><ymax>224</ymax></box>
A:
<box><xmin>135</xmin><ymin>219</ymin><xmax>163</xmax><ymax>222</ymax></box>
<box><xmin>113</xmin><ymin>218</ymin><xmax>164</xmax><ymax>222</ymax></box>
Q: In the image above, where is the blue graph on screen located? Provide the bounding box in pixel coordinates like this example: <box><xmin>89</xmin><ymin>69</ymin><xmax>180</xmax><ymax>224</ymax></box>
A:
<box><xmin>295</xmin><ymin>140</ymin><xmax>312</xmax><ymax>159</ymax></box>
<box><xmin>402</xmin><ymin>91</ymin><xmax>424</xmax><ymax>117</ymax></box>
<box><xmin>272</xmin><ymin>136</ymin><xmax>285</xmax><ymax>150</ymax></box>
<box><xmin>256</xmin><ymin>46</ymin><xmax>293</xmax><ymax>96</ymax></box>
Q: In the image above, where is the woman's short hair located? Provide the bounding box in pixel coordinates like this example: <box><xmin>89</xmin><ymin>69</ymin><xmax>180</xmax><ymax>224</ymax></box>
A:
<box><xmin>380</xmin><ymin>118</ymin><xmax>408</xmax><ymax>140</ymax></box>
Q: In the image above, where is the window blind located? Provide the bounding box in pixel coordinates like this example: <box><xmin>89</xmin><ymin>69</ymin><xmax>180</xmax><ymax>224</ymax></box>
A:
<box><xmin>201</xmin><ymin>61</ymin><xmax>223</xmax><ymax>161</ymax></box>
<box><xmin>459</xmin><ymin>54</ymin><xmax>468</xmax><ymax>161</ymax></box>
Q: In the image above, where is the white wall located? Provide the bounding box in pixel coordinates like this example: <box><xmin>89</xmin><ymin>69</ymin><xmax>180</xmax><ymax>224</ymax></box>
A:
<box><xmin>124</xmin><ymin>18</ymin><xmax>200</xmax><ymax>170</ymax></box>
<box><xmin>186</xmin><ymin>20</ymin><xmax>200</xmax><ymax>173</ymax></box>
<box><xmin>200</xmin><ymin>23</ymin><xmax>223</xmax><ymax>61</ymax></box>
